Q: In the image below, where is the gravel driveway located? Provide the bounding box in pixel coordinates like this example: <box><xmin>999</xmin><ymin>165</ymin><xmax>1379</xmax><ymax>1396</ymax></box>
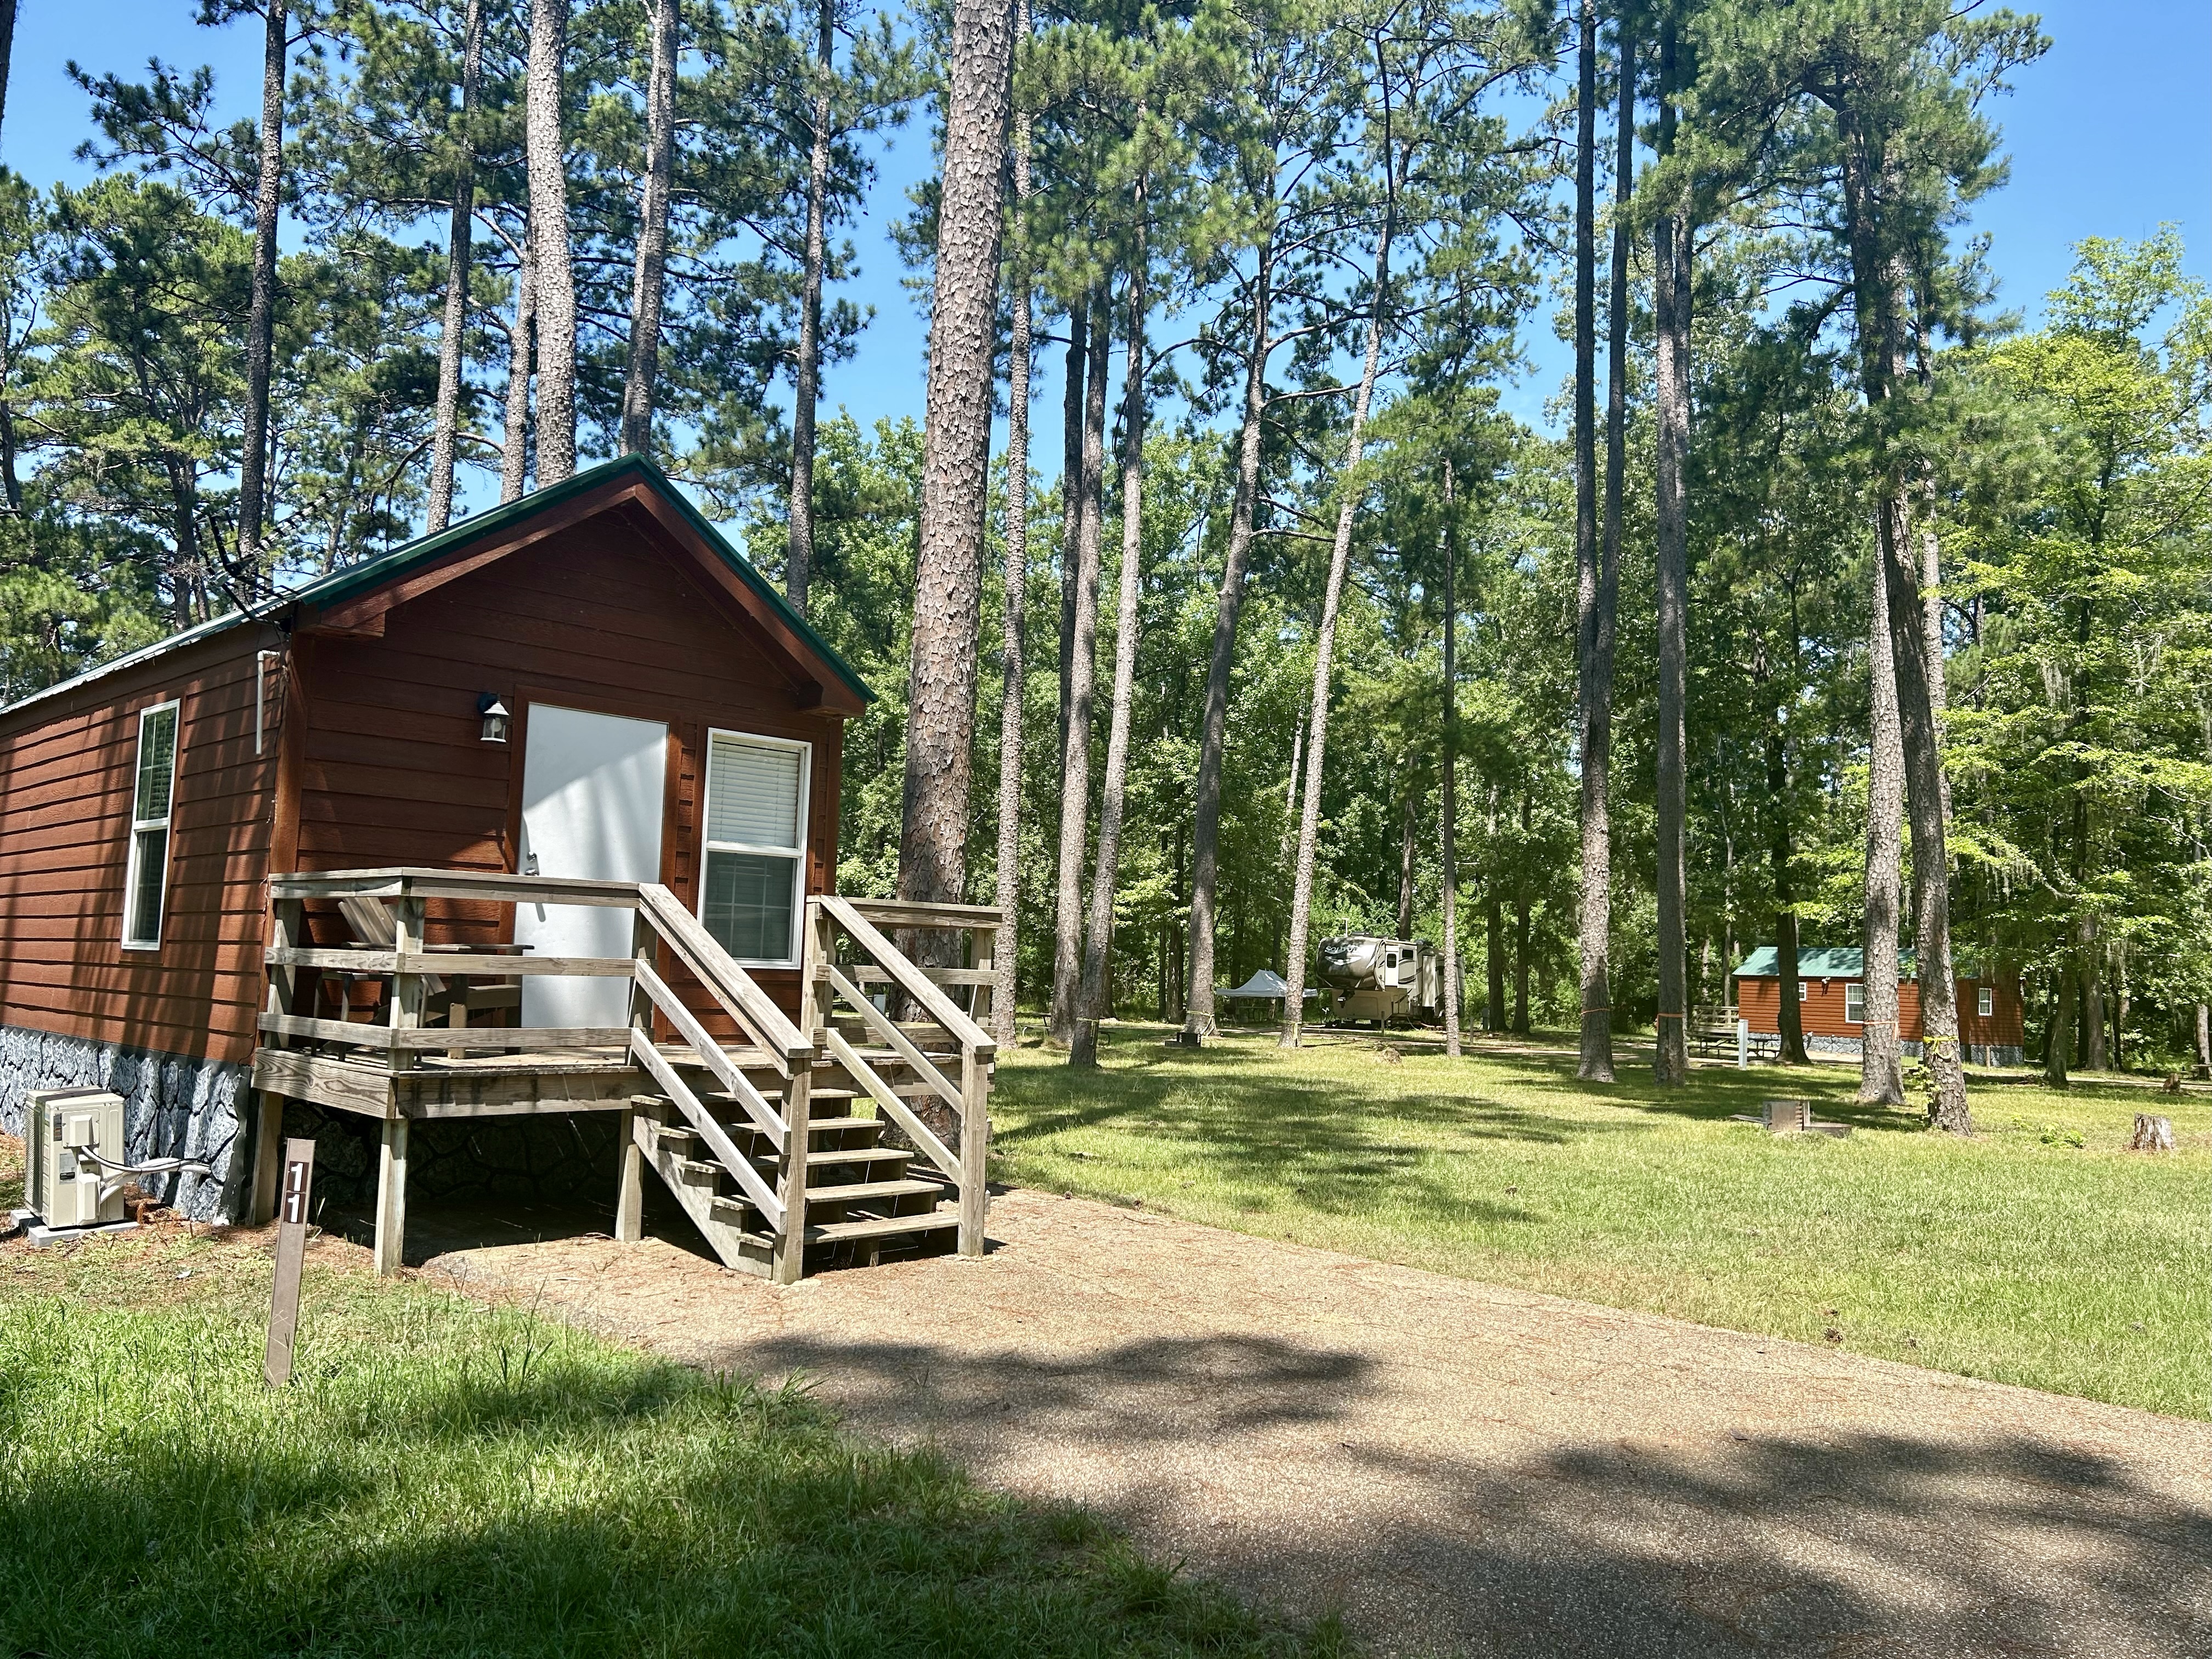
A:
<box><xmin>425</xmin><ymin>1188</ymin><xmax>2212</xmax><ymax>1658</ymax></box>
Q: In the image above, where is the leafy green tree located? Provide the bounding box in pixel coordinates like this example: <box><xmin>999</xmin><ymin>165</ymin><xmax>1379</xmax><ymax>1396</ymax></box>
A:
<box><xmin>1946</xmin><ymin>230</ymin><xmax>2212</xmax><ymax>1080</ymax></box>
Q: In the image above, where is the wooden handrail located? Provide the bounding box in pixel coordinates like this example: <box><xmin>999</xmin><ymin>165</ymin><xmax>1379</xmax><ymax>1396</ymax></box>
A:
<box><xmin>821</xmin><ymin>1026</ymin><xmax>961</xmax><ymax>1181</ymax></box>
<box><xmin>270</xmin><ymin>867</ymin><xmax>645</xmax><ymax>907</ymax></box>
<box><xmin>814</xmin><ymin>894</ymin><xmax>997</xmax><ymax>1058</ymax></box>
<box><xmin>635</xmin><ymin>884</ymin><xmax>812</xmax><ymax>1069</ymax></box>
<box><xmin>822</xmin><ymin>962</ymin><xmax>963</xmax><ymax>1113</ymax></box>
<box><xmin>269</xmin><ymin>868</ymin><xmax>814</xmax><ymax>1073</ymax></box>
<box><xmin>630</xmin><ymin>1032</ymin><xmax>785</xmax><ymax>1230</ymax></box>
<box><xmin>632</xmin><ymin>956</ymin><xmax>785</xmax><ymax>1148</ymax></box>
<box><xmin>266</xmin><ymin>947</ymin><xmax>635</xmax><ymax>978</ymax></box>
<box><xmin>840</xmin><ymin>896</ymin><xmax>1004</xmax><ymax>932</ymax></box>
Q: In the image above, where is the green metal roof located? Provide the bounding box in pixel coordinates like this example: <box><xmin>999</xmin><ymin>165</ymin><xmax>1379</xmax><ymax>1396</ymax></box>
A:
<box><xmin>1</xmin><ymin>454</ymin><xmax>872</xmax><ymax>719</ymax></box>
<box><xmin>1733</xmin><ymin>946</ymin><xmax>1916</xmax><ymax>979</ymax></box>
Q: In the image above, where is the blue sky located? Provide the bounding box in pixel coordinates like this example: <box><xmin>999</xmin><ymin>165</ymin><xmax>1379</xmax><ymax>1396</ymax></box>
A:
<box><xmin>8</xmin><ymin>0</ymin><xmax>2208</xmax><ymax>495</ymax></box>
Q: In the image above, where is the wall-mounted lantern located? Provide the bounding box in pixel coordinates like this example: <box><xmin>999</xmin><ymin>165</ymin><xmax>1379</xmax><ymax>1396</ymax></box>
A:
<box><xmin>478</xmin><ymin>694</ymin><xmax>511</xmax><ymax>744</ymax></box>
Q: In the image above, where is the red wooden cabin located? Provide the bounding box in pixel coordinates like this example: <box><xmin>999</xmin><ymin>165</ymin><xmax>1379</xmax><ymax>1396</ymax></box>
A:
<box><xmin>0</xmin><ymin>458</ymin><xmax>999</xmax><ymax>1280</ymax></box>
<box><xmin>1732</xmin><ymin>946</ymin><xmax>2025</xmax><ymax>1065</ymax></box>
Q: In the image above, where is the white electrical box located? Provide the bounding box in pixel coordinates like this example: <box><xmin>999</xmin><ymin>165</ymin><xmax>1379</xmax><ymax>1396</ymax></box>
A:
<box><xmin>25</xmin><ymin>1088</ymin><xmax>128</xmax><ymax>1229</ymax></box>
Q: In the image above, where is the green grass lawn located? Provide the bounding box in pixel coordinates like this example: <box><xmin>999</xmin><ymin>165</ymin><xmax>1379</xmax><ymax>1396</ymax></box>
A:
<box><xmin>990</xmin><ymin>1026</ymin><xmax>2211</xmax><ymax>1419</ymax></box>
<box><xmin>0</xmin><ymin>1159</ymin><xmax>1345</xmax><ymax>1658</ymax></box>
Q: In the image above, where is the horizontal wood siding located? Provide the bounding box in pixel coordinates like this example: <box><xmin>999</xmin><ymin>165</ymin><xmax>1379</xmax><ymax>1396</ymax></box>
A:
<box><xmin>292</xmin><ymin>515</ymin><xmax>844</xmax><ymax>1032</ymax></box>
<box><xmin>1739</xmin><ymin>974</ymin><xmax>2025</xmax><ymax>1048</ymax></box>
<box><xmin>0</xmin><ymin>492</ymin><xmax>855</xmax><ymax>1072</ymax></box>
<box><xmin>0</xmin><ymin>625</ymin><xmax>281</xmax><ymax>1063</ymax></box>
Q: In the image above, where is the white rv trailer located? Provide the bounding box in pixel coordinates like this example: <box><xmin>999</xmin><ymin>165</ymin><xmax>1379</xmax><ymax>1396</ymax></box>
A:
<box><xmin>1316</xmin><ymin>935</ymin><xmax>1445</xmax><ymax>1025</ymax></box>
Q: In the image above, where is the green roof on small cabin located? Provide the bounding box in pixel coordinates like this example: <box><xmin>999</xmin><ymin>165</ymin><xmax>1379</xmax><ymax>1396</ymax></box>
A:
<box><xmin>1732</xmin><ymin>946</ymin><xmax>1915</xmax><ymax>980</ymax></box>
<box><xmin>0</xmin><ymin>454</ymin><xmax>872</xmax><ymax>719</ymax></box>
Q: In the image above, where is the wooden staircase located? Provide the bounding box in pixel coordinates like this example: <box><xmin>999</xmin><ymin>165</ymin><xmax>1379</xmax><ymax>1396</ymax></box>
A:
<box><xmin>628</xmin><ymin>1037</ymin><xmax>972</xmax><ymax>1276</ymax></box>
<box><xmin>617</xmin><ymin>889</ymin><xmax>1001</xmax><ymax>1283</ymax></box>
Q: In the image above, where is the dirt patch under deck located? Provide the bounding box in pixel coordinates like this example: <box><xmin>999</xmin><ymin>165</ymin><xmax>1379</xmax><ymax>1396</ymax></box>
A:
<box><xmin>425</xmin><ymin>1188</ymin><xmax>2212</xmax><ymax>1658</ymax></box>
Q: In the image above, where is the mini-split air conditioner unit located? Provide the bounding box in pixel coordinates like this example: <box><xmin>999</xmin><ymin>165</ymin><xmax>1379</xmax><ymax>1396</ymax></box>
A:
<box><xmin>24</xmin><ymin>1088</ymin><xmax>129</xmax><ymax>1229</ymax></box>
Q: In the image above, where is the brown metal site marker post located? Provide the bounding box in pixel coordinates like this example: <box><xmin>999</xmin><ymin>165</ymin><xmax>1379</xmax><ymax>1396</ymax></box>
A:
<box><xmin>263</xmin><ymin>1137</ymin><xmax>317</xmax><ymax>1387</ymax></box>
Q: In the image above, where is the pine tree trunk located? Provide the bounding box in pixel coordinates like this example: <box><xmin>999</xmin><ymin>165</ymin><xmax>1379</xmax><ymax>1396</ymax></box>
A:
<box><xmin>1650</xmin><ymin>17</ymin><xmax>1690</xmax><ymax>1087</ymax></box>
<box><xmin>1486</xmin><ymin>883</ymin><xmax>1505</xmax><ymax>1032</ymax></box>
<box><xmin>1048</xmin><ymin>288</ymin><xmax>1109</xmax><ymax>1045</ymax></box>
<box><xmin>499</xmin><ymin>225</ymin><xmax>535</xmax><ymax>503</ymax></box>
<box><xmin>897</xmin><ymin>0</ymin><xmax>1015</xmax><ymax>918</ymax></box>
<box><xmin>1072</xmin><ymin>224</ymin><xmax>1149</xmax><ymax>1071</ymax></box>
<box><xmin>1279</xmin><ymin>212</ymin><xmax>1391</xmax><ymax>1048</ymax></box>
<box><xmin>427</xmin><ymin>0</ymin><xmax>486</xmax><ymax>533</ymax></box>
<box><xmin>990</xmin><ymin>1</ymin><xmax>1033</xmax><ymax>1049</ymax></box>
<box><xmin>1396</xmin><ymin>789</ymin><xmax>1415</xmax><ymax>944</ymax></box>
<box><xmin>1770</xmin><ymin>724</ymin><xmax>1810</xmax><ymax>1066</ymax></box>
<box><xmin>1575</xmin><ymin>0</ymin><xmax>1617</xmax><ymax>1082</ymax></box>
<box><xmin>783</xmin><ymin>0</ymin><xmax>836</xmax><ymax>610</ymax></box>
<box><xmin>1776</xmin><ymin>910</ymin><xmax>1807</xmax><ymax>1065</ymax></box>
<box><xmin>0</xmin><ymin>0</ymin><xmax>17</xmax><ymax>140</ymax></box>
<box><xmin>1859</xmin><ymin>514</ymin><xmax>1908</xmax><ymax>1102</ymax></box>
<box><xmin>1513</xmin><ymin>787</ymin><xmax>1531</xmax><ymax>1034</ymax></box>
<box><xmin>620</xmin><ymin>0</ymin><xmax>680</xmax><ymax>460</ymax></box>
<box><xmin>1836</xmin><ymin>102</ymin><xmax>1970</xmax><ymax>1132</ymax></box>
<box><xmin>2082</xmin><ymin>951</ymin><xmax>2107</xmax><ymax>1069</ymax></box>
<box><xmin>1440</xmin><ymin>455</ymin><xmax>1462</xmax><ymax>1058</ymax></box>
<box><xmin>525</xmin><ymin>0</ymin><xmax>577</xmax><ymax>483</ymax></box>
<box><xmin>1180</xmin><ymin>227</ymin><xmax>1274</xmax><ymax>1040</ymax></box>
<box><xmin>1056</xmin><ymin>299</ymin><xmax>1087</xmax><ymax>766</ymax></box>
<box><xmin>238</xmin><ymin>0</ymin><xmax>287</xmax><ymax>575</ymax></box>
<box><xmin>2193</xmin><ymin>1001</ymin><xmax>2207</xmax><ymax>1077</ymax></box>
<box><xmin>2043</xmin><ymin>960</ymin><xmax>2074</xmax><ymax>1086</ymax></box>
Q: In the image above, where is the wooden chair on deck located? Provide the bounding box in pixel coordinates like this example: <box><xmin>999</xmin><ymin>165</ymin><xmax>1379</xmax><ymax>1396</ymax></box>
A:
<box><xmin>316</xmin><ymin>896</ymin><xmax>522</xmax><ymax>1033</ymax></box>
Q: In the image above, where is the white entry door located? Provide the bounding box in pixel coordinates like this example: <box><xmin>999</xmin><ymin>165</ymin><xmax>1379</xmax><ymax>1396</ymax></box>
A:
<box><xmin>515</xmin><ymin>704</ymin><xmax>668</xmax><ymax>1029</ymax></box>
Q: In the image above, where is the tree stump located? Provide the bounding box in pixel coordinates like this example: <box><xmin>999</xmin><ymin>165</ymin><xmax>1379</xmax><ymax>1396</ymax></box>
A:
<box><xmin>2127</xmin><ymin>1114</ymin><xmax>2176</xmax><ymax>1152</ymax></box>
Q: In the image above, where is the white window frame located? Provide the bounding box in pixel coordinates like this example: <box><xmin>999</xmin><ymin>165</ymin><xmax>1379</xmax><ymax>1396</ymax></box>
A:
<box><xmin>1844</xmin><ymin>981</ymin><xmax>1865</xmax><ymax>1024</ymax></box>
<box><xmin>696</xmin><ymin>727</ymin><xmax>811</xmax><ymax>969</ymax></box>
<box><xmin>121</xmin><ymin>699</ymin><xmax>180</xmax><ymax>951</ymax></box>
<box><xmin>1977</xmin><ymin>985</ymin><xmax>1994</xmax><ymax>1019</ymax></box>
<box><xmin>1797</xmin><ymin>980</ymin><xmax>1808</xmax><ymax>1002</ymax></box>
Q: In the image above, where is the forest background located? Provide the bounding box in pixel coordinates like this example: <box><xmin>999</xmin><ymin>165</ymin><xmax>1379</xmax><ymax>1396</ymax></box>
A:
<box><xmin>0</xmin><ymin>0</ymin><xmax>2206</xmax><ymax>1093</ymax></box>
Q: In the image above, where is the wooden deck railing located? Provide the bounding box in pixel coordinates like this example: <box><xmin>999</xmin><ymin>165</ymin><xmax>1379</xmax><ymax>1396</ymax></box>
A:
<box><xmin>805</xmin><ymin>893</ymin><xmax>999</xmax><ymax>1259</ymax></box>
<box><xmin>260</xmin><ymin>869</ymin><xmax>996</xmax><ymax>1279</ymax></box>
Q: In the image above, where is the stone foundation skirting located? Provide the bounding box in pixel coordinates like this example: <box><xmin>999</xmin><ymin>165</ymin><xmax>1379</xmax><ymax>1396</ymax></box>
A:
<box><xmin>1801</xmin><ymin>1031</ymin><xmax>2023</xmax><ymax>1066</ymax></box>
<box><xmin>0</xmin><ymin>1024</ymin><xmax>251</xmax><ymax>1221</ymax></box>
<box><xmin>3</xmin><ymin>1023</ymin><xmax>626</xmax><ymax>1227</ymax></box>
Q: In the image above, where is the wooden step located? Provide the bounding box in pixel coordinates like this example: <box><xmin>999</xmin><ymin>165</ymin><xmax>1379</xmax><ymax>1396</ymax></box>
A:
<box><xmin>803</xmin><ymin>1178</ymin><xmax>945</xmax><ymax>1206</ymax></box>
<box><xmin>805</xmin><ymin>1207</ymin><xmax>960</xmax><ymax>1244</ymax></box>
<box><xmin>806</xmin><ymin>1146</ymin><xmax>911</xmax><ymax>1169</ymax></box>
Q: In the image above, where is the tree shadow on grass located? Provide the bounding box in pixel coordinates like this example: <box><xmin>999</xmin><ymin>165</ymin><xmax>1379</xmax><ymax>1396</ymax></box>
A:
<box><xmin>723</xmin><ymin>1323</ymin><xmax>2212</xmax><ymax>1659</ymax></box>
<box><xmin>0</xmin><ymin>1327</ymin><xmax>1338</xmax><ymax>1659</ymax></box>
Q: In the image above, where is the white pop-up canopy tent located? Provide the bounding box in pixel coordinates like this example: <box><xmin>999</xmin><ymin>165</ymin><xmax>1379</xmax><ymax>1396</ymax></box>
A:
<box><xmin>1221</xmin><ymin>970</ymin><xmax>1316</xmax><ymax>1000</ymax></box>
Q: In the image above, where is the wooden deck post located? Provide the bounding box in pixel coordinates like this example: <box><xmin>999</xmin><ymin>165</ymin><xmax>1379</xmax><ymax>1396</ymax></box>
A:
<box><xmin>771</xmin><ymin>903</ymin><xmax>831</xmax><ymax>1285</ymax></box>
<box><xmin>958</xmin><ymin>1048</ymin><xmax>989</xmax><ymax>1258</ymax></box>
<box><xmin>614</xmin><ymin>1106</ymin><xmax>644</xmax><ymax>1242</ymax></box>
<box><xmin>969</xmin><ymin>922</ymin><xmax>997</xmax><ymax>1034</ymax></box>
<box><xmin>373</xmin><ymin>1115</ymin><xmax>409</xmax><ymax>1274</ymax></box>
<box><xmin>391</xmin><ymin>893</ymin><xmax>426</xmax><ymax>1070</ymax></box>
<box><xmin>249</xmin><ymin>1092</ymin><xmax>287</xmax><ymax>1226</ymax></box>
<box><xmin>617</xmin><ymin>909</ymin><xmax>658</xmax><ymax>1245</ymax></box>
<box><xmin>253</xmin><ymin>895</ymin><xmax>306</xmax><ymax>1224</ymax></box>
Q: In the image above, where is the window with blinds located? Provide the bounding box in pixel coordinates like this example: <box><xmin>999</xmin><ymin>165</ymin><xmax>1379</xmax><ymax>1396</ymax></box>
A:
<box><xmin>698</xmin><ymin>731</ymin><xmax>809</xmax><ymax>964</ymax></box>
<box><xmin>123</xmin><ymin>701</ymin><xmax>179</xmax><ymax>949</ymax></box>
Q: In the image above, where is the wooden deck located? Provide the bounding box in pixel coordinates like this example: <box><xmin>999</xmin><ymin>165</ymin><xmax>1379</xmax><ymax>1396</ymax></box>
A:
<box><xmin>247</xmin><ymin>868</ymin><xmax>999</xmax><ymax>1282</ymax></box>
